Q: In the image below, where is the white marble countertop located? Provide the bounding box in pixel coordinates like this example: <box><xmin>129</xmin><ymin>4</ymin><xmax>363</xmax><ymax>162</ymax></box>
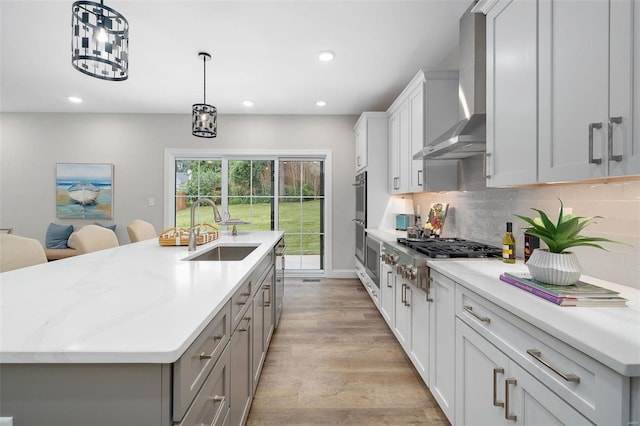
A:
<box><xmin>0</xmin><ymin>231</ymin><xmax>283</xmax><ymax>364</ymax></box>
<box><xmin>428</xmin><ymin>259</ymin><xmax>640</xmax><ymax>377</ymax></box>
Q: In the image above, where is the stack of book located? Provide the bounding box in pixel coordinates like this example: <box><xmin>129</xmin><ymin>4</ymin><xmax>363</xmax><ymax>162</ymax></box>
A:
<box><xmin>499</xmin><ymin>272</ymin><xmax>628</xmax><ymax>307</ymax></box>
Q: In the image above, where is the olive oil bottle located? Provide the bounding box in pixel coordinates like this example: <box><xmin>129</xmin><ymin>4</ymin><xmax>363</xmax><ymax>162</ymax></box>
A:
<box><xmin>502</xmin><ymin>222</ymin><xmax>516</xmax><ymax>264</ymax></box>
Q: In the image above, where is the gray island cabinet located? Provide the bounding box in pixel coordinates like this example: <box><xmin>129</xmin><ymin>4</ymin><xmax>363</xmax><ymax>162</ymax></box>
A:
<box><xmin>0</xmin><ymin>231</ymin><xmax>283</xmax><ymax>426</ymax></box>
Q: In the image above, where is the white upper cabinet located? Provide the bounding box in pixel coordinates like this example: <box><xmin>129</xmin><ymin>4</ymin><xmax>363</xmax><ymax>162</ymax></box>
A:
<box><xmin>484</xmin><ymin>0</ymin><xmax>638</xmax><ymax>185</ymax></box>
<box><xmin>485</xmin><ymin>0</ymin><xmax>538</xmax><ymax>187</ymax></box>
<box><xmin>388</xmin><ymin>70</ymin><xmax>459</xmax><ymax>194</ymax></box>
<box><xmin>538</xmin><ymin>0</ymin><xmax>638</xmax><ymax>181</ymax></box>
<box><xmin>354</xmin><ymin>120</ymin><xmax>368</xmax><ymax>172</ymax></box>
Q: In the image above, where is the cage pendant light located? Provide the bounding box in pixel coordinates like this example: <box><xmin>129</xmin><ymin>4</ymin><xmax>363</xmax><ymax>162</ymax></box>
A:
<box><xmin>192</xmin><ymin>52</ymin><xmax>217</xmax><ymax>138</ymax></box>
<box><xmin>71</xmin><ymin>0</ymin><xmax>129</xmax><ymax>81</ymax></box>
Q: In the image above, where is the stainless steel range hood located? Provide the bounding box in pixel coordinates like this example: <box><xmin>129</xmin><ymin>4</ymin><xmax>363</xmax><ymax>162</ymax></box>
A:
<box><xmin>414</xmin><ymin>3</ymin><xmax>486</xmax><ymax>160</ymax></box>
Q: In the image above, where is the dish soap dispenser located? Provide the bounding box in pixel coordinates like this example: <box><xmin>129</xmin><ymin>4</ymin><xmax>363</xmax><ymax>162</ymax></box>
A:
<box><xmin>502</xmin><ymin>222</ymin><xmax>516</xmax><ymax>264</ymax></box>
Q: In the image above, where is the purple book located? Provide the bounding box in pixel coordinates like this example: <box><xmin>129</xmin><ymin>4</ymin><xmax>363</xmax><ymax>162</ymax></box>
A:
<box><xmin>499</xmin><ymin>274</ymin><xmax>563</xmax><ymax>305</ymax></box>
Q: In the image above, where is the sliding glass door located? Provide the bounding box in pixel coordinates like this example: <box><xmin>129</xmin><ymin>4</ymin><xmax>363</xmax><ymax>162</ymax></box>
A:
<box><xmin>172</xmin><ymin>156</ymin><xmax>324</xmax><ymax>272</ymax></box>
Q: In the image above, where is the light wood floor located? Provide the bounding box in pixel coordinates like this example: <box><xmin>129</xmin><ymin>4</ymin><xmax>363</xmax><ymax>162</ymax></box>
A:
<box><xmin>246</xmin><ymin>278</ymin><xmax>450</xmax><ymax>425</ymax></box>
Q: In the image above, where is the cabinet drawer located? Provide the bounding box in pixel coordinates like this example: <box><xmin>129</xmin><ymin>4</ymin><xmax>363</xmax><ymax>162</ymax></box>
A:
<box><xmin>173</xmin><ymin>301</ymin><xmax>231</xmax><ymax>422</ymax></box>
<box><xmin>231</xmin><ymin>279</ymin><xmax>253</xmax><ymax>332</ymax></box>
<box><xmin>177</xmin><ymin>345</ymin><xmax>231</xmax><ymax>426</ymax></box>
<box><xmin>456</xmin><ymin>285</ymin><xmax>628</xmax><ymax>426</ymax></box>
<box><xmin>250</xmin><ymin>253</ymin><xmax>273</xmax><ymax>298</ymax></box>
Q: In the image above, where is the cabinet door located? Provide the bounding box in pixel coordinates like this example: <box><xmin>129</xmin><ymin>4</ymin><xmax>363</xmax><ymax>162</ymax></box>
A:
<box><xmin>455</xmin><ymin>319</ymin><xmax>509</xmax><ymax>426</ymax></box>
<box><xmin>409</xmin><ymin>284</ymin><xmax>429</xmax><ymax>383</ymax></box>
<box><xmin>428</xmin><ymin>272</ymin><xmax>455</xmax><ymax>423</ymax></box>
<box><xmin>486</xmin><ymin>0</ymin><xmax>538</xmax><ymax>186</ymax></box>
<box><xmin>354</xmin><ymin>121</ymin><xmax>367</xmax><ymax>172</ymax></box>
<box><xmin>252</xmin><ymin>290</ymin><xmax>265</xmax><ymax>393</ymax></box>
<box><xmin>394</xmin><ymin>276</ymin><xmax>411</xmax><ymax>348</ymax></box>
<box><xmin>389</xmin><ymin>112</ymin><xmax>401</xmax><ymax>193</ymax></box>
<box><xmin>230</xmin><ymin>304</ymin><xmax>252</xmax><ymax>426</ymax></box>
<box><xmin>409</xmin><ymin>84</ymin><xmax>425</xmax><ymax>193</ymax></box>
<box><xmin>380</xmin><ymin>262</ymin><xmax>395</xmax><ymax>327</ymax></box>
<box><xmin>263</xmin><ymin>268</ymin><xmax>275</xmax><ymax>348</ymax></box>
<box><xmin>609</xmin><ymin>0</ymin><xmax>639</xmax><ymax>176</ymax></box>
<box><xmin>507</xmin><ymin>361</ymin><xmax>592</xmax><ymax>426</ymax></box>
<box><xmin>538</xmin><ymin>0</ymin><xmax>609</xmax><ymax>181</ymax></box>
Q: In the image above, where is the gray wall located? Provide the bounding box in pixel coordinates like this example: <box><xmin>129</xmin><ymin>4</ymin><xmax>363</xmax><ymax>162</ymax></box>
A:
<box><xmin>0</xmin><ymin>113</ymin><xmax>358</xmax><ymax>276</ymax></box>
<box><xmin>413</xmin><ymin>156</ymin><xmax>640</xmax><ymax>289</ymax></box>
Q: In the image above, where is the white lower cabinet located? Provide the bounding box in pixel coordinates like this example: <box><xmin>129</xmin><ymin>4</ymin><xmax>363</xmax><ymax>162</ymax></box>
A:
<box><xmin>428</xmin><ymin>271</ymin><xmax>455</xmax><ymax>423</ymax></box>
<box><xmin>393</xmin><ymin>274</ymin><xmax>429</xmax><ymax>383</ymax></box>
<box><xmin>379</xmin><ymin>261</ymin><xmax>395</xmax><ymax>327</ymax></box>
<box><xmin>455</xmin><ymin>319</ymin><xmax>591</xmax><ymax>426</ymax></box>
<box><xmin>455</xmin><ymin>284</ymin><xmax>628</xmax><ymax>426</ymax></box>
<box><xmin>230</xmin><ymin>301</ymin><xmax>253</xmax><ymax>426</ymax></box>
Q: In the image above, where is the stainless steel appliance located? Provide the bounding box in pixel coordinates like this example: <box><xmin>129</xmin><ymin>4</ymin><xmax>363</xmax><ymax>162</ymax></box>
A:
<box><xmin>353</xmin><ymin>171</ymin><xmax>366</xmax><ymax>264</ymax></box>
<box><xmin>382</xmin><ymin>238</ymin><xmax>501</xmax><ymax>293</ymax></box>
<box><xmin>414</xmin><ymin>4</ymin><xmax>487</xmax><ymax>160</ymax></box>
<box><xmin>364</xmin><ymin>235</ymin><xmax>380</xmax><ymax>288</ymax></box>
<box><xmin>274</xmin><ymin>238</ymin><xmax>285</xmax><ymax>328</ymax></box>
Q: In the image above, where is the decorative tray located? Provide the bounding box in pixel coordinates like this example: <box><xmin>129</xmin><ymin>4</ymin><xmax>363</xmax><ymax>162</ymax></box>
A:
<box><xmin>158</xmin><ymin>223</ymin><xmax>219</xmax><ymax>246</ymax></box>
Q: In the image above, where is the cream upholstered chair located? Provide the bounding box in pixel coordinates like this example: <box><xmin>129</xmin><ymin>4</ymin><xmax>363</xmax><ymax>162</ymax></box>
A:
<box><xmin>0</xmin><ymin>234</ymin><xmax>48</xmax><ymax>272</ymax></box>
<box><xmin>68</xmin><ymin>224</ymin><xmax>119</xmax><ymax>254</ymax></box>
<box><xmin>126</xmin><ymin>220</ymin><xmax>157</xmax><ymax>243</ymax></box>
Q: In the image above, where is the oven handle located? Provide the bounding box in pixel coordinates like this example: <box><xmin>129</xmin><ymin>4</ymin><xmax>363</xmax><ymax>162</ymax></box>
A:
<box><xmin>353</xmin><ymin>219</ymin><xmax>365</xmax><ymax>225</ymax></box>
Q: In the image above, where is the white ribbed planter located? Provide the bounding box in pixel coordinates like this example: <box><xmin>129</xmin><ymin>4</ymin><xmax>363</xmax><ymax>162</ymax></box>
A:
<box><xmin>525</xmin><ymin>249</ymin><xmax>582</xmax><ymax>286</ymax></box>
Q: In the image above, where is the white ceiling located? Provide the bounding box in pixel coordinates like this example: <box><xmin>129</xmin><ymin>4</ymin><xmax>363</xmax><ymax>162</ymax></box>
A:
<box><xmin>0</xmin><ymin>0</ymin><xmax>469</xmax><ymax>115</ymax></box>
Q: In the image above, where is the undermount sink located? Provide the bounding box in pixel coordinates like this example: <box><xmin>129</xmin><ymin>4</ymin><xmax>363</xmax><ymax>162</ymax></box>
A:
<box><xmin>184</xmin><ymin>244</ymin><xmax>259</xmax><ymax>261</ymax></box>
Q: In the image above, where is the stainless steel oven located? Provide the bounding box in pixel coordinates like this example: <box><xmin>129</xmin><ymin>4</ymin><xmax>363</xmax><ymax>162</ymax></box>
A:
<box><xmin>354</xmin><ymin>171</ymin><xmax>367</xmax><ymax>264</ymax></box>
<box><xmin>354</xmin><ymin>171</ymin><xmax>366</xmax><ymax>223</ymax></box>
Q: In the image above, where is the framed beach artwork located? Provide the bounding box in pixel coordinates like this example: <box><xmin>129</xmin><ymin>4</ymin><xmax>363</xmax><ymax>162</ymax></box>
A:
<box><xmin>56</xmin><ymin>163</ymin><xmax>114</xmax><ymax>219</ymax></box>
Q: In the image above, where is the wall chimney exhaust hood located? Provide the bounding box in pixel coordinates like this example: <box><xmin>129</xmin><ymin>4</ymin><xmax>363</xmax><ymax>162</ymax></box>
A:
<box><xmin>414</xmin><ymin>2</ymin><xmax>486</xmax><ymax>160</ymax></box>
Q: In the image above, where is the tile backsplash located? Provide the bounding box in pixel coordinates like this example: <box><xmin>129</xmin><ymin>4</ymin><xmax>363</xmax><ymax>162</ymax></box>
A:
<box><xmin>410</xmin><ymin>157</ymin><xmax>640</xmax><ymax>289</ymax></box>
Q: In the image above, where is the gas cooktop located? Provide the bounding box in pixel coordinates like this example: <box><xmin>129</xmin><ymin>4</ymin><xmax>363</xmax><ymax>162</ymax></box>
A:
<box><xmin>397</xmin><ymin>237</ymin><xmax>502</xmax><ymax>259</ymax></box>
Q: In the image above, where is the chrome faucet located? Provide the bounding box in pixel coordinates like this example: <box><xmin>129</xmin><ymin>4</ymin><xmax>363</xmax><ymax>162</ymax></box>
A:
<box><xmin>189</xmin><ymin>198</ymin><xmax>222</xmax><ymax>251</ymax></box>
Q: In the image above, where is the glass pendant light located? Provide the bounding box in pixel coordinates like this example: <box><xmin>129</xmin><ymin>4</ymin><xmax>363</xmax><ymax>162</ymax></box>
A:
<box><xmin>192</xmin><ymin>52</ymin><xmax>217</xmax><ymax>138</ymax></box>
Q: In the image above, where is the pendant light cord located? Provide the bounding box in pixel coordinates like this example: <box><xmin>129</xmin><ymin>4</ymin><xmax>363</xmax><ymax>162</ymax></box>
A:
<box><xmin>203</xmin><ymin>57</ymin><xmax>207</xmax><ymax>105</ymax></box>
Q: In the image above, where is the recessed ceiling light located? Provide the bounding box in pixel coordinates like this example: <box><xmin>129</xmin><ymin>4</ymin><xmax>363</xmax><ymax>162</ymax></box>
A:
<box><xmin>317</xmin><ymin>51</ymin><xmax>335</xmax><ymax>62</ymax></box>
<box><xmin>316</xmin><ymin>101</ymin><xmax>327</xmax><ymax>107</ymax></box>
<box><xmin>67</xmin><ymin>96</ymin><xmax>83</xmax><ymax>103</ymax></box>
<box><xmin>242</xmin><ymin>100</ymin><xmax>254</xmax><ymax>107</ymax></box>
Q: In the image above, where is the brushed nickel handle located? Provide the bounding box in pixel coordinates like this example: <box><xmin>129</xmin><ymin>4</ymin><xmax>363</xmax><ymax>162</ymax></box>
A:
<box><xmin>608</xmin><ymin>116</ymin><xmax>623</xmax><ymax>162</ymax></box>
<box><xmin>484</xmin><ymin>152</ymin><xmax>492</xmax><ymax>178</ymax></box>
<box><xmin>588</xmin><ymin>122</ymin><xmax>603</xmax><ymax>164</ymax></box>
<box><xmin>426</xmin><ymin>277</ymin><xmax>434</xmax><ymax>303</ymax></box>
<box><xmin>199</xmin><ymin>352</ymin><xmax>213</xmax><ymax>360</ymax></box>
<box><xmin>464</xmin><ymin>305</ymin><xmax>491</xmax><ymax>323</ymax></box>
<box><xmin>527</xmin><ymin>349</ymin><xmax>580</xmax><ymax>383</ymax></box>
<box><xmin>213</xmin><ymin>335</ymin><xmax>223</xmax><ymax>340</ymax></box>
<box><xmin>417</xmin><ymin>169</ymin><xmax>423</xmax><ymax>186</ymax></box>
<box><xmin>394</xmin><ymin>177</ymin><xmax>400</xmax><ymax>190</ymax></box>
<box><xmin>493</xmin><ymin>367</ymin><xmax>505</xmax><ymax>407</ymax></box>
<box><xmin>401</xmin><ymin>283</ymin><xmax>406</xmax><ymax>305</ymax></box>
<box><xmin>238</xmin><ymin>317</ymin><xmax>251</xmax><ymax>332</ymax></box>
<box><xmin>357</xmin><ymin>156</ymin><xmax>361</xmax><ymax>166</ymax></box>
<box><xmin>265</xmin><ymin>284</ymin><xmax>271</xmax><ymax>306</ymax></box>
<box><xmin>386</xmin><ymin>271</ymin><xmax>392</xmax><ymax>288</ymax></box>
<box><xmin>505</xmin><ymin>378</ymin><xmax>517</xmax><ymax>421</ymax></box>
<box><xmin>404</xmin><ymin>284</ymin><xmax>410</xmax><ymax>307</ymax></box>
<box><xmin>209</xmin><ymin>395</ymin><xmax>225</xmax><ymax>403</ymax></box>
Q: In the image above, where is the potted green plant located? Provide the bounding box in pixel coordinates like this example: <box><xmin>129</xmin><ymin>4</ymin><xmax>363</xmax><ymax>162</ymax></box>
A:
<box><xmin>515</xmin><ymin>199</ymin><xmax>624</xmax><ymax>285</ymax></box>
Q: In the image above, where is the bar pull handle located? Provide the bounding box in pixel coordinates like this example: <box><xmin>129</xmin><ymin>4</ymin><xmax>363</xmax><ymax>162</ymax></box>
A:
<box><xmin>484</xmin><ymin>152</ymin><xmax>492</xmax><ymax>178</ymax></box>
<box><xmin>404</xmin><ymin>284</ymin><xmax>410</xmax><ymax>307</ymax></box>
<box><xmin>401</xmin><ymin>283</ymin><xmax>406</xmax><ymax>305</ymax></box>
<box><xmin>209</xmin><ymin>395</ymin><xmax>225</xmax><ymax>404</ymax></box>
<box><xmin>588</xmin><ymin>122</ymin><xmax>603</xmax><ymax>164</ymax></box>
<box><xmin>199</xmin><ymin>352</ymin><xmax>213</xmax><ymax>361</ymax></box>
<box><xmin>608</xmin><ymin>116</ymin><xmax>623</xmax><ymax>162</ymax></box>
<box><xmin>393</xmin><ymin>177</ymin><xmax>400</xmax><ymax>190</ymax></box>
<box><xmin>527</xmin><ymin>349</ymin><xmax>580</xmax><ymax>383</ymax></box>
<box><xmin>505</xmin><ymin>378</ymin><xmax>517</xmax><ymax>421</ymax></box>
<box><xmin>264</xmin><ymin>284</ymin><xmax>271</xmax><ymax>307</ymax></box>
<box><xmin>386</xmin><ymin>271</ymin><xmax>393</xmax><ymax>288</ymax></box>
<box><xmin>426</xmin><ymin>277</ymin><xmax>434</xmax><ymax>303</ymax></box>
<box><xmin>417</xmin><ymin>169</ymin><xmax>423</xmax><ymax>186</ymax></box>
<box><xmin>493</xmin><ymin>367</ymin><xmax>505</xmax><ymax>407</ymax></box>
<box><xmin>464</xmin><ymin>305</ymin><xmax>491</xmax><ymax>323</ymax></box>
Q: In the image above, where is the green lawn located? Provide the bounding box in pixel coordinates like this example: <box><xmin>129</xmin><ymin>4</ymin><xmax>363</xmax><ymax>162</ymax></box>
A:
<box><xmin>176</xmin><ymin>199</ymin><xmax>322</xmax><ymax>255</ymax></box>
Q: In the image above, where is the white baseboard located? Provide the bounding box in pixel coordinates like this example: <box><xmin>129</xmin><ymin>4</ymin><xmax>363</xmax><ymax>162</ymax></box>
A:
<box><xmin>326</xmin><ymin>269</ymin><xmax>357</xmax><ymax>279</ymax></box>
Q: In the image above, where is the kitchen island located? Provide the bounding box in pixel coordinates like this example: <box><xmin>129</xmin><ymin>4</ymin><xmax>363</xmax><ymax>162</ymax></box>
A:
<box><xmin>0</xmin><ymin>230</ymin><xmax>283</xmax><ymax>425</ymax></box>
